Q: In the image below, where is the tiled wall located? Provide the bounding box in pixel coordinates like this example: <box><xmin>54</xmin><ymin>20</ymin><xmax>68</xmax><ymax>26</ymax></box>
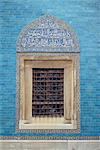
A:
<box><xmin>0</xmin><ymin>0</ymin><xmax>100</xmax><ymax>138</ymax></box>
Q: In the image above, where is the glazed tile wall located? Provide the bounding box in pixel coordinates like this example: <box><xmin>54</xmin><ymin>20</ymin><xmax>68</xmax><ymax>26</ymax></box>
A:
<box><xmin>0</xmin><ymin>0</ymin><xmax>100</xmax><ymax>139</ymax></box>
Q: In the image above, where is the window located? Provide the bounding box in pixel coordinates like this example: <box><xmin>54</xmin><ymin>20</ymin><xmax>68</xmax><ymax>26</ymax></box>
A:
<box><xmin>16</xmin><ymin>15</ymin><xmax>80</xmax><ymax>133</ymax></box>
<box><xmin>32</xmin><ymin>68</ymin><xmax>64</xmax><ymax>117</ymax></box>
<box><xmin>17</xmin><ymin>54</ymin><xmax>79</xmax><ymax>130</ymax></box>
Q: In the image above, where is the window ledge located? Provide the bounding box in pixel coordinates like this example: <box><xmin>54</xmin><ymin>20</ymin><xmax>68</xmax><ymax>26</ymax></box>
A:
<box><xmin>19</xmin><ymin>120</ymin><xmax>77</xmax><ymax>129</ymax></box>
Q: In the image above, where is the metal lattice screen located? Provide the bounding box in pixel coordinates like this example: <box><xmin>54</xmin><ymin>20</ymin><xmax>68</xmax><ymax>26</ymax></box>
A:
<box><xmin>32</xmin><ymin>68</ymin><xmax>64</xmax><ymax>117</ymax></box>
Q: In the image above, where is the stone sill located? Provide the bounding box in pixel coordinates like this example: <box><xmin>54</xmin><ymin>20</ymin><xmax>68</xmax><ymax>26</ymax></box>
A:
<box><xmin>0</xmin><ymin>140</ymin><xmax>100</xmax><ymax>150</ymax></box>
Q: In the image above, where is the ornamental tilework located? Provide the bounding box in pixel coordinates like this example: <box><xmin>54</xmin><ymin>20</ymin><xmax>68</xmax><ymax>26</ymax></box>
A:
<box><xmin>17</xmin><ymin>15</ymin><xmax>79</xmax><ymax>53</ymax></box>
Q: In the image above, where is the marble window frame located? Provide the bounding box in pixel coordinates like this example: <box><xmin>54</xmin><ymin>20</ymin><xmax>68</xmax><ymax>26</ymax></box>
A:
<box><xmin>16</xmin><ymin>52</ymin><xmax>80</xmax><ymax>133</ymax></box>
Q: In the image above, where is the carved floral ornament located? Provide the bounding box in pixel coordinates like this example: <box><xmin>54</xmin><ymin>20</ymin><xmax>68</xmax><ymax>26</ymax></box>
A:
<box><xmin>17</xmin><ymin>15</ymin><xmax>80</xmax><ymax>52</ymax></box>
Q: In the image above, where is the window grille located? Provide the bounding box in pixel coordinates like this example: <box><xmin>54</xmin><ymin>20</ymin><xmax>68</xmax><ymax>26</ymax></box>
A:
<box><xmin>32</xmin><ymin>68</ymin><xmax>64</xmax><ymax>117</ymax></box>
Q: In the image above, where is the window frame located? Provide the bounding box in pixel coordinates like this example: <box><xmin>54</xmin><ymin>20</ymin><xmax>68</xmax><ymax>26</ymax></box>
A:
<box><xmin>16</xmin><ymin>53</ymin><xmax>80</xmax><ymax>131</ymax></box>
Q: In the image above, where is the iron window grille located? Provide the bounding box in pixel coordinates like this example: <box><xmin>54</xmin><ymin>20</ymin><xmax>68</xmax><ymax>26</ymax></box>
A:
<box><xmin>32</xmin><ymin>68</ymin><xmax>64</xmax><ymax>117</ymax></box>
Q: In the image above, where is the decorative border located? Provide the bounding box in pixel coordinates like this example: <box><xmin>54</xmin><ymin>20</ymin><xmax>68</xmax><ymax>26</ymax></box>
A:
<box><xmin>0</xmin><ymin>136</ymin><xmax>99</xmax><ymax>140</ymax></box>
<box><xmin>16</xmin><ymin>52</ymin><xmax>80</xmax><ymax>136</ymax></box>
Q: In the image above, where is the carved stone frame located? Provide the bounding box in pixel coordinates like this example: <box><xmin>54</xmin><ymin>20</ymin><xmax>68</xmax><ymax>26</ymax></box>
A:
<box><xmin>16</xmin><ymin>52</ymin><xmax>80</xmax><ymax>133</ymax></box>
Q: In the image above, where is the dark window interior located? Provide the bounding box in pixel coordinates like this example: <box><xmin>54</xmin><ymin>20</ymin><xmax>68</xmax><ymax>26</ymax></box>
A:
<box><xmin>32</xmin><ymin>68</ymin><xmax>64</xmax><ymax>117</ymax></box>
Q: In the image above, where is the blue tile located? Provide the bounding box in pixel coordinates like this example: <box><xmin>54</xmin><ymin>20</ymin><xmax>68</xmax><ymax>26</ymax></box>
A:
<box><xmin>0</xmin><ymin>0</ymin><xmax>100</xmax><ymax>137</ymax></box>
